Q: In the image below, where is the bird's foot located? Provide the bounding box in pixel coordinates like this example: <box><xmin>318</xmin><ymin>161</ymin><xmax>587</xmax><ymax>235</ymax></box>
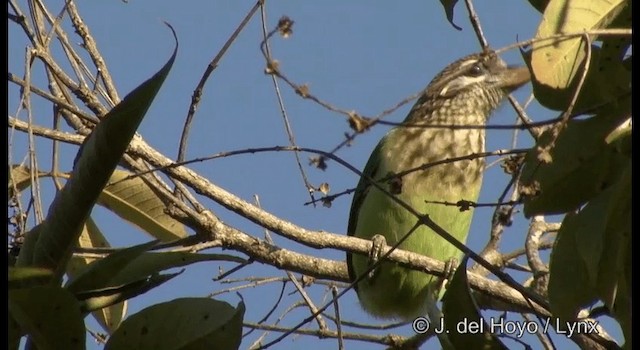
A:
<box><xmin>367</xmin><ymin>234</ymin><xmax>387</xmax><ymax>280</ymax></box>
<box><xmin>440</xmin><ymin>257</ymin><xmax>459</xmax><ymax>292</ymax></box>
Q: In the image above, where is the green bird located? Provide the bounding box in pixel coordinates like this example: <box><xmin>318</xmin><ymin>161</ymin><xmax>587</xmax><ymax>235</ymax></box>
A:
<box><xmin>346</xmin><ymin>51</ymin><xmax>530</xmax><ymax>321</ymax></box>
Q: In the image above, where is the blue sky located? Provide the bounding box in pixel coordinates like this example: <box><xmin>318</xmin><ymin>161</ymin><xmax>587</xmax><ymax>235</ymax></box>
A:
<box><xmin>8</xmin><ymin>1</ymin><xmax>623</xmax><ymax>349</ymax></box>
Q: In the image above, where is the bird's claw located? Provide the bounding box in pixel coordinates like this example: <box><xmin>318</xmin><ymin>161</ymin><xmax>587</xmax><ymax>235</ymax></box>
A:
<box><xmin>442</xmin><ymin>257</ymin><xmax>459</xmax><ymax>289</ymax></box>
<box><xmin>367</xmin><ymin>234</ymin><xmax>387</xmax><ymax>280</ymax></box>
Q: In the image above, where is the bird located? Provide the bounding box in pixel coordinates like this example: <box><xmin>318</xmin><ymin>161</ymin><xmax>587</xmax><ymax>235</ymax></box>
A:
<box><xmin>346</xmin><ymin>51</ymin><xmax>530</xmax><ymax>321</ymax></box>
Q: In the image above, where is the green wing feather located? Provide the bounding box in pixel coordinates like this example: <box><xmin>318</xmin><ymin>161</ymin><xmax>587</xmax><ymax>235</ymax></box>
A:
<box><xmin>346</xmin><ymin>138</ymin><xmax>384</xmax><ymax>287</ymax></box>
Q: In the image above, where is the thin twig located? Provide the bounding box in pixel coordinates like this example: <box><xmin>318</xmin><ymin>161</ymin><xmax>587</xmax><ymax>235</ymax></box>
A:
<box><xmin>23</xmin><ymin>48</ymin><xmax>45</xmax><ymax>223</ymax></box>
<box><xmin>287</xmin><ymin>272</ymin><xmax>328</xmax><ymax>331</ymax></box>
<box><xmin>260</xmin><ymin>8</ymin><xmax>317</xmax><ymax>205</ymax></box>
<box><xmin>244</xmin><ymin>322</ymin><xmax>398</xmax><ymax>347</ymax></box>
<box><xmin>259</xmin><ymin>22</ymin><xmax>355</xmax><ymax>119</ymax></box>
<box><xmin>66</xmin><ymin>0</ymin><xmax>120</xmax><ymax>104</ymax></box>
<box><xmin>8</xmin><ymin>0</ymin><xmax>37</xmax><ymax>46</ymax></box>
<box><xmin>502</xmin><ymin>240</ymin><xmax>554</xmax><ymax>263</ymax></box>
<box><xmin>494</xmin><ymin>28</ymin><xmax>631</xmax><ymax>56</ymax></box>
<box><xmin>243</xmin><ymin>281</ymin><xmax>287</xmax><ymax>342</ymax></box>
<box><xmin>464</xmin><ymin>0</ymin><xmax>488</xmax><ymax>49</ymax></box>
<box><xmin>507</xmin><ymin>94</ymin><xmax>540</xmax><ymax>140</ymax></box>
<box><xmin>176</xmin><ymin>1</ymin><xmax>261</xmax><ymax>164</ymax></box>
<box><xmin>331</xmin><ymin>286</ymin><xmax>345</xmax><ymax>350</ymax></box>
<box><xmin>522</xmin><ymin>313</ymin><xmax>555</xmax><ymax>350</ymax></box>
<box><xmin>525</xmin><ymin>216</ymin><xmax>551</xmax><ymax>296</ymax></box>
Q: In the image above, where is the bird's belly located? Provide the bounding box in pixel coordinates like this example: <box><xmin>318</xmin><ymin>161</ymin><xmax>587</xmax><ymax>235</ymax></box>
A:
<box><xmin>352</xmin><ymin>174</ymin><xmax>479</xmax><ymax>320</ymax></box>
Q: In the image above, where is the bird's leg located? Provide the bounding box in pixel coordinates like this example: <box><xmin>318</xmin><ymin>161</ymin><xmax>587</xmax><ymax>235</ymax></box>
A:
<box><xmin>424</xmin><ymin>258</ymin><xmax>461</xmax><ymax>324</ymax></box>
<box><xmin>366</xmin><ymin>234</ymin><xmax>387</xmax><ymax>280</ymax></box>
<box><xmin>425</xmin><ymin>258</ymin><xmax>459</xmax><ymax>349</ymax></box>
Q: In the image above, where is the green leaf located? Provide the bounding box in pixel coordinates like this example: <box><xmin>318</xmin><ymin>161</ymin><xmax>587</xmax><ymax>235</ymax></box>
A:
<box><xmin>8</xmin><ymin>267</ymin><xmax>53</xmax><ymax>289</ymax></box>
<box><xmin>522</xmin><ymin>112</ymin><xmax>629</xmax><ymax>217</ymax></box>
<box><xmin>548</xmin><ymin>211</ymin><xmax>599</xmax><ymax>321</ymax></box>
<box><xmin>66</xmin><ymin>240</ymin><xmax>158</xmax><ymax>293</ymax></box>
<box><xmin>67</xmin><ymin>217</ymin><xmax>126</xmax><ymax>334</ymax></box>
<box><xmin>597</xmin><ymin>162</ymin><xmax>630</xmax><ymax>310</ymax></box>
<box><xmin>9</xmin><ymin>312</ymin><xmax>21</xmax><ymax>350</ymax></box>
<box><xmin>15</xmin><ymin>223</ymin><xmax>43</xmax><ymax>267</ymax></box>
<box><xmin>442</xmin><ymin>256</ymin><xmax>507</xmax><ymax>350</ymax></box>
<box><xmin>26</xmin><ymin>26</ymin><xmax>178</xmax><ymax>281</ymax></box>
<box><xmin>9</xmin><ymin>286</ymin><xmax>85</xmax><ymax>350</ymax></box>
<box><xmin>531</xmin><ymin>0</ymin><xmax>627</xmax><ymax>89</ymax></box>
<box><xmin>109</xmin><ymin>251</ymin><xmax>246</xmax><ymax>287</ymax></box>
<box><xmin>561</xmin><ymin>184</ymin><xmax>614</xmax><ymax>289</ymax></box>
<box><xmin>98</xmin><ymin>169</ymin><xmax>187</xmax><ymax>241</ymax></box>
<box><xmin>611</xmin><ymin>240</ymin><xmax>631</xmax><ymax>349</ymax></box>
<box><xmin>599</xmin><ymin>1</ymin><xmax>631</xmax><ymax>62</ymax></box>
<box><xmin>522</xmin><ymin>45</ymin><xmax>631</xmax><ymax>112</ymax></box>
<box><xmin>105</xmin><ymin>298</ymin><xmax>245</xmax><ymax>350</ymax></box>
<box><xmin>78</xmin><ymin>272</ymin><xmax>181</xmax><ymax>313</ymax></box>
<box><xmin>548</xmin><ymin>161</ymin><xmax>629</xmax><ymax>324</ymax></box>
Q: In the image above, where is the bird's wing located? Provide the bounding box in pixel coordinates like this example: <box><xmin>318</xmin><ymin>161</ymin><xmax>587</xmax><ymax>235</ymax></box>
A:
<box><xmin>346</xmin><ymin>137</ymin><xmax>384</xmax><ymax>283</ymax></box>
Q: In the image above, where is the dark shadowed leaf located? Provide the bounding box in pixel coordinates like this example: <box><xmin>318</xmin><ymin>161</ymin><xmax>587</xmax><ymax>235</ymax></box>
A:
<box><xmin>105</xmin><ymin>298</ymin><xmax>245</xmax><ymax>350</ymax></box>
<box><xmin>438</xmin><ymin>0</ymin><xmax>462</xmax><ymax>30</ymax></box>
<box><xmin>78</xmin><ymin>272</ymin><xmax>181</xmax><ymax>313</ymax></box>
<box><xmin>66</xmin><ymin>240</ymin><xmax>158</xmax><ymax>293</ymax></box>
<box><xmin>596</xmin><ymin>163</ymin><xmax>630</xmax><ymax>314</ymax></box>
<box><xmin>9</xmin><ymin>286</ymin><xmax>85</xmax><ymax>350</ymax></box>
<box><xmin>548</xmin><ymin>212</ymin><xmax>599</xmax><ymax>321</ymax></box>
<box><xmin>442</xmin><ymin>256</ymin><xmax>507</xmax><ymax>350</ymax></box>
<box><xmin>67</xmin><ymin>218</ymin><xmax>126</xmax><ymax>334</ymax></box>
<box><xmin>521</xmin><ymin>110</ymin><xmax>629</xmax><ymax>217</ymax></box>
<box><xmin>8</xmin><ymin>267</ymin><xmax>53</xmax><ymax>289</ymax></box>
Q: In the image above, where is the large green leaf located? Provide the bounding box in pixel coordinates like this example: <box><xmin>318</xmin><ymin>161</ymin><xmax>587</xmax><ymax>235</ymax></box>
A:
<box><xmin>597</xmin><ymin>162</ymin><xmax>630</xmax><ymax>337</ymax></box>
<box><xmin>522</xmin><ymin>45</ymin><xmax>630</xmax><ymax>112</ymax></box>
<box><xmin>105</xmin><ymin>298</ymin><xmax>245</xmax><ymax>350</ymax></box>
<box><xmin>548</xmin><ymin>211</ymin><xmax>599</xmax><ymax>321</ymax></box>
<box><xmin>23</xmin><ymin>27</ymin><xmax>178</xmax><ymax>281</ymax></box>
<box><xmin>548</xmin><ymin>162</ymin><xmax>630</xmax><ymax>326</ymax></box>
<box><xmin>9</xmin><ymin>286</ymin><xmax>85</xmax><ymax>350</ymax></box>
<box><xmin>66</xmin><ymin>240</ymin><xmax>158</xmax><ymax>294</ymax></box>
<box><xmin>67</xmin><ymin>217</ymin><xmax>126</xmax><ymax>334</ymax></box>
<box><xmin>531</xmin><ymin>0</ymin><xmax>627</xmax><ymax>89</ymax></box>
